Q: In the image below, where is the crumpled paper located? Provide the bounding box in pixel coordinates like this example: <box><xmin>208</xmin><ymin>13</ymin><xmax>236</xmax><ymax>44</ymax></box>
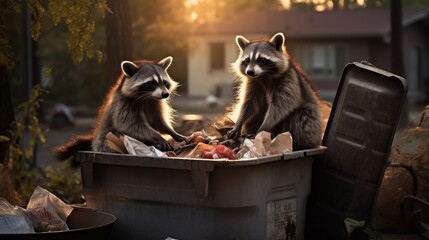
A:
<box><xmin>238</xmin><ymin>131</ymin><xmax>293</xmax><ymax>159</ymax></box>
<box><xmin>0</xmin><ymin>186</ymin><xmax>74</xmax><ymax>233</ymax></box>
<box><xmin>123</xmin><ymin>135</ymin><xmax>166</xmax><ymax>157</ymax></box>
<box><xmin>26</xmin><ymin>186</ymin><xmax>74</xmax><ymax>232</ymax></box>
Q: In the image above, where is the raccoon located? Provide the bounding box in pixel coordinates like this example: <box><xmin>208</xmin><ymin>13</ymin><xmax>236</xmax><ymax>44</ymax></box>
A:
<box><xmin>228</xmin><ymin>32</ymin><xmax>323</xmax><ymax>150</ymax></box>
<box><xmin>56</xmin><ymin>57</ymin><xmax>186</xmax><ymax>166</ymax></box>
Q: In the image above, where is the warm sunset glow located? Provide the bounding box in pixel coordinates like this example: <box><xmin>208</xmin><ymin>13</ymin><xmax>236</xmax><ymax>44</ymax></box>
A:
<box><xmin>190</xmin><ymin>11</ymin><xmax>198</xmax><ymax>22</ymax></box>
<box><xmin>184</xmin><ymin>0</ymin><xmax>367</xmax><ymax>24</ymax></box>
<box><xmin>184</xmin><ymin>0</ymin><xmax>219</xmax><ymax>24</ymax></box>
<box><xmin>315</xmin><ymin>4</ymin><xmax>327</xmax><ymax>11</ymax></box>
<box><xmin>356</xmin><ymin>0</ymin><xmax>365</xmax><ymax>6</ymax></box>
<box><xmin>279</xmin><ymin>0</ymin><xmax>292</xmax><ymax>9</ymax></box>
<box><xmin>182</xmin><ymin>114</ymin><xmax>204</xmax><ymax>121</ymax></box>
<box><xmin>184</xmin><ymin>0</ymin><xmax>199</xmax><ymax>8</ymax></box>
<box><xmin>279</xmin><ymin>0</ymin><xmax>366</xmax><ymax>10</ymax></box>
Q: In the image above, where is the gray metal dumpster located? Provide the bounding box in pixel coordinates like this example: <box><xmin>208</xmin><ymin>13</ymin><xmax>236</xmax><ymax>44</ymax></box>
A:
<box><xmin>77</xmin><ymin>147</ymin><xmax>325</xmax><ymax>240</ymax></box>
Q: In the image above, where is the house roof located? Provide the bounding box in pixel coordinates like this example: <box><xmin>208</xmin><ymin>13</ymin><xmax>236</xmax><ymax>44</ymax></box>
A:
<box><xmin>195</xmin><ymin>7</ymin><xmax>429</xmax><ymax>38</ymax></box>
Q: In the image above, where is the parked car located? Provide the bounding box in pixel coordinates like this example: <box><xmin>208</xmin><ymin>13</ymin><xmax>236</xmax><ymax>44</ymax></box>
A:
<box><xmin>46</xmin><ymin>103</ymin><xmax>75</xmax><ymax>129</ymax></box>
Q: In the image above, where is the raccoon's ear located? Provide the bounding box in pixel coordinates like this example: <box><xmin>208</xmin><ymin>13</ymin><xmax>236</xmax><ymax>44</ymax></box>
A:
<box><xmin>158</xmin><ymin>56</ymin><xmax>173</xmax><ymax>70</ymax></box>
<box><xmin>269</xmin><ymin>32</ymin><xmax>285</xmax><ymax>52</ymax></box>
<box><xmin>121</xmin><ymin>61</ymin><xmax>139</xmax><ymax>78</ymax></box>
<box><xmin>235</xmin><ymin>35</ymin><xmax>249</xmax><ymax>51</ymax></box>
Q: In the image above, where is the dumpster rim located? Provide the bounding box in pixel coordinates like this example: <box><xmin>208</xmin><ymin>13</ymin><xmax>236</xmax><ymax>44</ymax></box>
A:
<box><xmin>76</xmin><ymin>146</ymin><xmax>326</xmax><ymax>168</ymax></box>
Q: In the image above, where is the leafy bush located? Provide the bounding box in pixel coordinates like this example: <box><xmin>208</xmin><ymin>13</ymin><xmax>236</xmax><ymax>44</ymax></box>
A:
<box><xmin>0</xmin><ymin>85</ymin><xmax>84</xmax><ymax>205</ymax></box>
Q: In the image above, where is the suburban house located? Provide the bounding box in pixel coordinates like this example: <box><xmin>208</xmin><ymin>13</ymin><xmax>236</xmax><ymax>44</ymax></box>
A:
<box><xmin>187</xmin><ymin>7</ymin><xmax>429</xmax><ymax>103</ymax></box>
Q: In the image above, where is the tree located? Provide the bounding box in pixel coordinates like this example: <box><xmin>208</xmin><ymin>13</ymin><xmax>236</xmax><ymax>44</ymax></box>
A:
<box><xmin>0</xmin><ymin>0</ymin><xmax>108</xmax><ymax>164</ymax></box>
<box><xmin>0</xmin><ymin>1</ymin><xmax>20</xmax><ymax>165</ymax></box>
<box><xmin>0</xmin><ymin>64</ymin><xmax>14</xmax><ymax>164</ymax></box>
<box><xmin>391</xmin><ymin>0</ymin><xmax>409</xmax><ymax>129</ymax></box>
<box><xmin>106</xmin><ymin>0</ymin><xmax>132</xmax><ymax>84</ymax></box>
<box><xmin>391</xmin><ymin>0</ymin><xmax>405</xmax><ymax>83</ymax></box>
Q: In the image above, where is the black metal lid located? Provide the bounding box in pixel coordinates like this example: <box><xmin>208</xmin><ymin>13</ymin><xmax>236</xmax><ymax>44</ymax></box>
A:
<box><xmin>305</xmin><ymin>62</ymin><xmax>408</xmax><ymax>240</ymax></box>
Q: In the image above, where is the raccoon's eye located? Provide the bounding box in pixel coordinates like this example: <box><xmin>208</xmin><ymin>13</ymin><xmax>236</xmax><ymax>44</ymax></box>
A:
<box><xmin>163</xmin><ymin>80</ymin><xmax>168</xmax><ymax>86</ymax></box>
<box><xmin>243</xmin><ymin>57</ymin><xmax>250</xmax><ymax>64</ymax></box>
<box><xmin>259</xmin><ymin>57</ymin><xmax>268</xmax><ymax>62</ymax></box>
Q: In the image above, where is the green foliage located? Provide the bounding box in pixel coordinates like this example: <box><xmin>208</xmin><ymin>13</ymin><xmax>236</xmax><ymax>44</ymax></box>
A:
<box><xmin>37</xmin><ymin>27</ymin><xmax>109</xmax><ymax>108</ymax></box>
<box><xmin>6</xmin><ymin>85</ymin><xmax>47</xmax><ymax>200</ymax></box>
<box><xmin>344</xmin><ymin>217</ymin><xmax>366</xmax><ymax>236</ymax></box>
<box><xmin>30</xmin><ymin>2</ymin><xmax>108</xmax><ymax>108</ymax></box>
<box><xmin>49</xmin><ymin>0</ymin><xmax>106</xmax><ymax>62</ymax></box>
<box><xmin>0</xmin><ymin>0</ymin><xmax>108</xmax><ymax>204</ymax></box>
<box><xmin>0</xmin><ymin>33</ymin><xmax>14</xmax><ymax>66</ymax></box>
<box><xmin>130</xmin><ymin>0</ymin><xmax>190</xmax><ymax>59</ymax></box>
<box><xmin>344</xmin><ymin>218</ymin><xmax>383</xmax><ymax>240</ymax></box>
<box><xmin>9</xmin><ymin>85</ymin><xmax>47</xmax><ymax>164</ymax></box>
<box><xmin>0</xmin><ymin>0</ymin><xmax>108</xmax><ymax>66</ymax></box>
<box><xmin>1</xmin><ymin>85</ymin><xmax>83</xmax><ymax>203</ymax></box>
<box><xmin>2</xmin><ymin>0</ymin><xmax>109</xmax><ymax>108</ymax></box>
<box><xmin>42</xmin><ymin>164</ymin><xmax>83</xmax><ymax>204</ymax></box>
<box><xmin>0</xmin><ymin>135</ymin><xmax>10</xmax><ymax>142</ymax></box>
<box><xmin>0</xmin><ymin>0</ymin><xmax>21</xmax><ymax>66</ymax></box>
<box><xmin>29</xmin><ymin>0</ymin><xmax>109</xmax><ymax>63</ymax></box>
<box><xmin>364</xmin><ymin>228</ymin><xmax>383</xmax><ymax>240</ymax></box>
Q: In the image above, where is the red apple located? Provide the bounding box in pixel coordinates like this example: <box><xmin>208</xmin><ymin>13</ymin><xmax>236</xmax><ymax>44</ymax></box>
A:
<box><xmin>214</xmin><ymin>145</ymin><xmax>237</xmax><ymax>159</ymax></box>
<box><xmin>201</xmin><ymin>151</ymin><xmax>214</xmax><ymax>159</ymax></box>
<box><xmin>192</xmin><ymin>135</ymin><xmax>206</xmax><ymax>144</ymax></box>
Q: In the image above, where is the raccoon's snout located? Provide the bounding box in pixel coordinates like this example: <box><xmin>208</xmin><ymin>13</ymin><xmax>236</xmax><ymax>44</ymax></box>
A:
<box><xmin>246</xmin><ymin>69</ymin><xmax>256</xmax><ymax>77</ymax></box>
<box><xmin>161</xmin><ymin>91</ymin><xmax>170</xmax><ymax>98</ymax></box>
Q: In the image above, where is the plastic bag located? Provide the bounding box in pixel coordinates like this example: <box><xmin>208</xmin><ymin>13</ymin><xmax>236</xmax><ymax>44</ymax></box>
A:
<box><xmin>123</xmin><ymin>135</ymin><xmax>166</xmax><ymax>157</ymax></box>
<box><xmin>26</xmin><ymin>186</ymin><xmax>73</xmax><ymax>232</ymax></box>
<box><xmin>238</xmin><ymin>131</ymin><xmax>293</xmax><ymax>159</ymax></box>
<box><xmin>0</xmin><ymin>198</ymin><xmax>35</xmax><ymax>233</ymax></box>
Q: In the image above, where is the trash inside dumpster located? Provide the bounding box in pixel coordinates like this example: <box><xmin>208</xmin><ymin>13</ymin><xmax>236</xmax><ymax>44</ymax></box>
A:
<box><xmin>77</xmin><ymin>147</ymin><xmax>325</xmax><ymax>240</ymax></box>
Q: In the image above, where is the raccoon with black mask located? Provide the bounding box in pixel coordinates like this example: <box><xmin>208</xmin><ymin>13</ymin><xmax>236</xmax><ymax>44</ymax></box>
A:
<box><xmin>56</xmin><ymin>57</ymin><xmax>185</xmax><ymax>167</ymax></box>
<box><xmin>228</xmin><ymin>32</ymin><xmax>323</xmax><ymax>150</ymax></box>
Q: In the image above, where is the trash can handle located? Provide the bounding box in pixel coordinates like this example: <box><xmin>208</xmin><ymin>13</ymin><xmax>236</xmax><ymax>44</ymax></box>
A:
<box><xmin>80</xmin><ymin>153</ymin><xmax>94</xmax><ymax>188</ymax></box>
<box><xmin>191</xmin><ymin>161</ymin><xmax>212</xmax><ymax>198</ymax></box>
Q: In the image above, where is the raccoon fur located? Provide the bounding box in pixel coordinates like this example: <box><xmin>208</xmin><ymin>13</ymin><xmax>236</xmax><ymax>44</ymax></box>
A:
<box><xmin>56</xmin><ymin>57</ymin><xmax>186</xmax><ymax>167</ymax></box>
<box><xmin>228</xmin><ymin>32</ymin><xmax>323</xmax><ymax>150</ymax></box>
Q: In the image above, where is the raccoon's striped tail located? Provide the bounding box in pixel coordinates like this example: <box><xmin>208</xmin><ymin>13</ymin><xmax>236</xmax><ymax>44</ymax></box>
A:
<box><xmin>55</xmin><ymin>135</ymin><xmax>93</xmax><ymax>168</ymax></box>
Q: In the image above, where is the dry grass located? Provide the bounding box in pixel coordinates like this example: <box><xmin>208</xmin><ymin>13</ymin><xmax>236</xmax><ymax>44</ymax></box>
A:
<box><xmin>0</xmin><ymin>160</ymin><xmax>24</xmax><ymax>206</ymax></box>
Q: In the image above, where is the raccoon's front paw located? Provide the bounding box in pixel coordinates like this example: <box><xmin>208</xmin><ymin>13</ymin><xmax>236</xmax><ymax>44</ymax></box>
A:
<box><xmin>156</xmin><ymin>138</ymin><xmax>174</xmax><ymax>152</ymax></box>
<box><xmin>227</xmin><ymin>128</ymin><xmax>241</xmax><ymax>139</ymax></box>
<box><xmin>172</xmin><ymin>133</ymin><xmax>187</xmax><ymax>143</ymax></box>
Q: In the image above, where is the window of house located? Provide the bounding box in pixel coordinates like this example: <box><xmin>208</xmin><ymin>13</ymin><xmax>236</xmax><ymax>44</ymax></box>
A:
<box><xmin>209</xmin><ymin>42</ymin><xmax>225</xmax><ymax>70</ymax></box>
<box><xmin>289</xmin><ymin>44</ymin><xmax>346</xmax><ymax>79</ymax></box>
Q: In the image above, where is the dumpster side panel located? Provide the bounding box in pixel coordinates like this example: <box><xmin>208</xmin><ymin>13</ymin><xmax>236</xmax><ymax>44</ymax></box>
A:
<box><xmin>81</xmin><ymin>154</ymin><xmax>315</xmax><ymax>240</ymax></box>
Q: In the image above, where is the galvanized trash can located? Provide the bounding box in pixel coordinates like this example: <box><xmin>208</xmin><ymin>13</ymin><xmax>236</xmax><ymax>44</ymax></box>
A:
<box><xmin>0</xmin><ymin>207</ymin><xmax>117</xmax><ymax>240</ymax></box>
<box><xmin>305</xmin><ymin>62</ymin><xmax>408</xmax><ymax>240</ymax></box>
<box><xmin>77</xmin><ymin>147</ymin><xmax>325</xmax><ymax>240</ymax></box>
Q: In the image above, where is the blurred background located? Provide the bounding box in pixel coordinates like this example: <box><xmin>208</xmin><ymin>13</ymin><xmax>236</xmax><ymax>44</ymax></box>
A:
<box><xmin>1</xmin><ymin>0</ymin><xmax>429</xmax><ymax>203</ymax></box>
